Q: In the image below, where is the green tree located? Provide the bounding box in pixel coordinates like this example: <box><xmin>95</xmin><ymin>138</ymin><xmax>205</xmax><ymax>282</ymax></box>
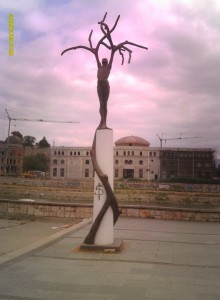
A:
<box><xmin>23</xmin><ymin>153</ymin><xmax>49</xmax><ymax>172</ymax></box>
<box><xmin>38</xmin><ymin>137</ymin><xmax>50</xmax><ymax>148</ymax></box>
<box><xmin>23</xmin><ymin>135</ymin><xmax>36</xmax><ymax>147</ymax></box>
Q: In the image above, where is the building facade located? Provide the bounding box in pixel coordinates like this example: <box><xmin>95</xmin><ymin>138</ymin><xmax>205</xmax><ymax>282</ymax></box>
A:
<box><xmin>50</xmin><ymin>135</ymin><xmax>215</xmax><ymax>181</ymax></box>
<box><xmin>0</xmin><ymin>134</ymin><xmax>24</xmax><ymax>176</ymax></box>
<box><xmin>50</xmin><ymin>147</ymin><xmax>93</xmax><ymax>179</ymax></box>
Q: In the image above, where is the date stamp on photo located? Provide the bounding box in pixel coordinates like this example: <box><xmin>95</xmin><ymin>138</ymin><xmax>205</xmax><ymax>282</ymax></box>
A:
<box><xmin>8</xmin><ymin>14</ymin><xmax>14</xmax><ymax>56</ymax></box>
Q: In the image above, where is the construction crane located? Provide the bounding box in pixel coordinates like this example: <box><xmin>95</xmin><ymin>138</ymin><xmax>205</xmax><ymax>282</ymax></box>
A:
<box><xmin>3</xmin><ymin>109</ymin><xmax>80</xmax><ymax>175</ymax></box>
<box><xmin>5</xmin><ymin>108</ymin><xmax>79</xmax><ymax>140</ymax></box>
<box><xmin>156</xmin><ymin>133</ymin><xmax>203</xmax><ymax>147</ymax></box>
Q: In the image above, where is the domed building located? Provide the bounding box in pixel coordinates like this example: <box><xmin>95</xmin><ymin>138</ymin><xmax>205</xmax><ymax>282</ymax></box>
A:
<box><xmin>5</xmin><ymin>135</ymin><xmax>23</xmax><ymax>146</ymax></box>
<box><xmin>115</xmin><ymin>135</ymin><xmax>150</xmax><ymax>147</ymax></box>
<box><xmin>50</xmin><ymin>134</ymin><xmax>160</xmax><ymax>181</ymax></box>
<box><xmin>0</xmin><ymin>133</ymin><xmax>24</xmax><ymax>176</ymax></box>
<box><xmin>114</xmin><ymin>135</ymin><xmax>159</xmax><ymax>180</ymax></box>
<box><xmin>50</xmin><ymin>134</ymin><xmax>215</xmax><ymax>181</ymax></box>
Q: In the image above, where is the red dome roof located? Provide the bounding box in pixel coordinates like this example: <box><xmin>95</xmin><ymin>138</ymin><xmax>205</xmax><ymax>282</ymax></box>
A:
<box><xmin>115</xmin><ymin>135</ymin><xmax>150</xmax><ymax>147</ymax></box>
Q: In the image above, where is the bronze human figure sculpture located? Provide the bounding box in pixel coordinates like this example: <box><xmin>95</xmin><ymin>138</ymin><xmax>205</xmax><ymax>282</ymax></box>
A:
<box><xmin>61</xmin><ymin>12</ymin><xmax>148</xmax><ymax>130</ymax></box>
<box><xmin>97</xmin><ymin>57</ymin><xmax>111</xmax><ymax>129</ymax></box>
<box><xmin>61</xmin><ymin>13</ymin><xmax>148</xmax><ymax>244</ymax></box>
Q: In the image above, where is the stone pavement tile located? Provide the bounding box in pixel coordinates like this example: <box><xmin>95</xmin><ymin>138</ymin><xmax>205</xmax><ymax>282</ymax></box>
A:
<box><xmin>173</xmin><ymin>254</ymin><xmax>220</xmax><ymax>267</ymax></box>
<box><xmin>196</xmin><ymin>294</ymin><xmax>220</xmax><ymax>300</ymax></box>
<box><xmin>1</xmin><ymin>217</ymin><xmax>220</xmax><ymax>300</ymax></box>
<box><xmin>74</xmin><ymin>294</ymin><xmax>117</xmax><ymax>300</ymax></box>
<box><xmin>114</xmin><ymin>296</ymin><xmax>146</xmax><ymax>300</ymax></box>
<box><xmin>193</xmin><ymin>268</ymin><xmax>220</xmax><ymax>287</ymax></box>
<box><xmin>34</xmin><ymin>237</ymin><xmax>158</xmax><ymax>263</ymax></box>
<box><xmin>0</xmin><ymin>219</ymin><xmax>73</xmax><ymax>256</ymax></box>
<box><xmin>154</xmin><ymin>253</ymin><xmax>173</xmax><ymax>263</ymax></box>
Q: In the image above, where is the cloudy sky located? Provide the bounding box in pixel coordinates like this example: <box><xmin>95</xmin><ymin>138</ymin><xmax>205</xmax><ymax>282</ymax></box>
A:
<box><xmin>0</xmin><ymin>0</ymin><xmax>220</xmax><ymax>157</ymax></box>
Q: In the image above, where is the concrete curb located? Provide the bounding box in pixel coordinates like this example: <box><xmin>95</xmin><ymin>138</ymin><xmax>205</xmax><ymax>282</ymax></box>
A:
<box><xmin>0</xmin><ymin>218</ymin><xmax>92</xmax><ymax>268</ymax></box>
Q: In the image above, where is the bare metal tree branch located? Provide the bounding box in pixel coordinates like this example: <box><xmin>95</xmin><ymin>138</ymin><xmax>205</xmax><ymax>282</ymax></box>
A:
<box><xmin>61</xmin><ymin>12</ymin><xmax>148</xmax><ymax>66</ymax></box>
<box><xmin>88</xmin><ymin>30</ymin><xmax>93</xmax><ymax>49</ymax></box>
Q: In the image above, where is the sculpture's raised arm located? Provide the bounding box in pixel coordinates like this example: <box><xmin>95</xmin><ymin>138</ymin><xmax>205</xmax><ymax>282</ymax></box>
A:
<box><xmin>61</xmin><ymin>45</ymin><xmax>94</xmax><ymax>56</ymax></box>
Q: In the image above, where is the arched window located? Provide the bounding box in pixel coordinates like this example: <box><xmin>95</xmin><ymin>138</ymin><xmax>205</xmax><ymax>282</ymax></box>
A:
<box><xmin>139</xmin><ymin>160</ymin><xmax>143</xmax><ymax>165</ymax></box>
<box><xmin>61</xmin><ymin>159</ymin><xmax>65</xmax><ymax>164</ymax></box>
<box><xmin>115</xmin><ymin>159</ymin><xmax>119</xmax><ymax>164</ymax></box>
<box><xmin>53</xmin><ymin>159</ymin><xmax>57</xmax><ymax>165</ymax></box>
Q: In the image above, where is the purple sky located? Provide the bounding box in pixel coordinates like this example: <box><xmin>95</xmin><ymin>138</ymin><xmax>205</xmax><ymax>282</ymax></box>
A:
<box><xmin>1</xmin><ymin>0</ymin><xmax>220</xmax><ymax>157</ymax></box>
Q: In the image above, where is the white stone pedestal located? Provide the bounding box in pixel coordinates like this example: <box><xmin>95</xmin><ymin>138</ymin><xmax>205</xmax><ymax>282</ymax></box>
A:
<box><xmin>93</xmin><ymin>129</ymin><xmax>114</xmax><ymax>245</ymax></box>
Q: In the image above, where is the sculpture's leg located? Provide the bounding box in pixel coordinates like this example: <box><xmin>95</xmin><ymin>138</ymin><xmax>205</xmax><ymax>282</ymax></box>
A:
<box><xmin>97</xmin><ymin>85</ymin><xmax>109</xmax><ymax>129</ymax></box>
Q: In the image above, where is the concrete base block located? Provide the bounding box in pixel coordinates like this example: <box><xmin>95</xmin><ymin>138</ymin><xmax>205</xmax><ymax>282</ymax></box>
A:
<box><xmin>79</xmin><ymin>239</ymin><xmax>123</xmax><ymax>253</ymax></box>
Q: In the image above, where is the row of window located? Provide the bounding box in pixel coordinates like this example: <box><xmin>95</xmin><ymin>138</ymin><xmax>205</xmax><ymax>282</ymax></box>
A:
<box><xmin>0</xmin><ymin>158</ymin><xmax>20</xmax><ymax>165</ymax></box>
<box><xmin>115</xmin><ymin>159</ymin><xmax>145</xmax><ymax>165</ymax></box>
<box><xmin>0</xmin><ymin>151</ymin><xmax>22</xmax><ymax>157</ymax></box>
<box><xmin>53</xmin><ymin>168</ymin><xmax>65</xmax><ymax>177</ymax></box>
<box><xmin>162</xmin><ymin>161</ymin><xmax>211</xmax><ymax>168</ymax></box>
<box><xmin>52</xmin><ymin>159</ymin><xmax>90</xmax><ymax>165</ymax></box>
<box><xmin>52</xmin><ymin>150</ymin><xmax>159</xmax><ymax>157</ymax></box>
<box><xmin>52</xmin><ymin>167</ymin><xmax>91</xmax><ymax>178</ymax></box>
<box><xmin>52</xmin><ymin>150</ymin><xmax>213</xmax><ymax>158</ymax></box>
<box><xmin>53</xmin><ymin>150</ymin><xmax>148</xmax><ymax>157</ymax></box>
<box><xmin>162</xmin><ymin>151</ymin><xmax>212</xmax><ymax>158</ymax></box>
<box><xmin>52</xmin><ymin>159</ymin><xmax>147</xmax><ymax>166</ymax></box>
<box><xmin>115</xmin><ymin>150</ymin><xmax>144</xmax><ymax>156</ymax></box>
<box><xmin>54</xmin><ymin>150</ymin><xmax>90</xmax><ymax>156</ymax></box>
<box><xmin>52</xmin><ymin>167</ymin><xmax>146</xmax><ymax>179</ymax></box>
<box><xmin>163</xmin><ymin>170</ymin><xmax>211</xmax><ymax>179</ymax></box>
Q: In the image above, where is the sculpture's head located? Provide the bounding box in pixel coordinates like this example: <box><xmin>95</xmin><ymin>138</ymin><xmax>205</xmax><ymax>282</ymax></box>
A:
<box><xmin>102</xmin><ymin>58</ymin><xmax>108</xmax><ymax>66</ymax></box>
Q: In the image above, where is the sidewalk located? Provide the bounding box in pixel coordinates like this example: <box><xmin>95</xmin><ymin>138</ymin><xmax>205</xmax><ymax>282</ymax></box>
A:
<box><xmin>0</xmin><ymin>217</ymin><xmax>220</xmax><ymax>299</ymax></box>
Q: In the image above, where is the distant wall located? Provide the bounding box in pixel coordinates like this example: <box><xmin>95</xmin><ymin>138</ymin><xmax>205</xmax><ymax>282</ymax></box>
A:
<box><xmin>1</xmin><ymin>177</ymin><xmax>220</xmax><ymax>193</ymax></box>
<box><xmin>1</xmin><ymin>200</ymin><xmax>220</xmax><ymax>222</ymax></box>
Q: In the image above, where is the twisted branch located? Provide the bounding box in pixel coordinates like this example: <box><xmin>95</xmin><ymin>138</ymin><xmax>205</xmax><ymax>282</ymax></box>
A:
<box><xmin>61</xmin><ymin>12</ymin><xmax>148</xmax><ymax>66</ymax></box>
<box><xmin>84</xmin><ymin>130</ymin><xmax>121</xmax><ymax>245</ymax></box>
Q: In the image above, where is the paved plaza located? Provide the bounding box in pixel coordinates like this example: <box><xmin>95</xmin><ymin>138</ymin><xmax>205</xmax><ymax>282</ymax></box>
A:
<box><xmin>0</xmin><ymin>217</ymin><xmax>220</xmax><ymax>299</ymax></box>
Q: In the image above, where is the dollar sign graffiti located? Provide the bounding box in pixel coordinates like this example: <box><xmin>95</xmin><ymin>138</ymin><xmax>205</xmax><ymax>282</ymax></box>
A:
<box><xmin>95</xmin><ymin>183</ymin><xmax>104</xmax><ymax>200</ymax></box>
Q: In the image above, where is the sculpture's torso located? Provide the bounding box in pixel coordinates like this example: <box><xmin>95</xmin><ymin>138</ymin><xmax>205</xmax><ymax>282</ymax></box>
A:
<box><xmin>97</xmin><ymin>65</ymin><xmax>111</xmax><ymax>82</ymax></box>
